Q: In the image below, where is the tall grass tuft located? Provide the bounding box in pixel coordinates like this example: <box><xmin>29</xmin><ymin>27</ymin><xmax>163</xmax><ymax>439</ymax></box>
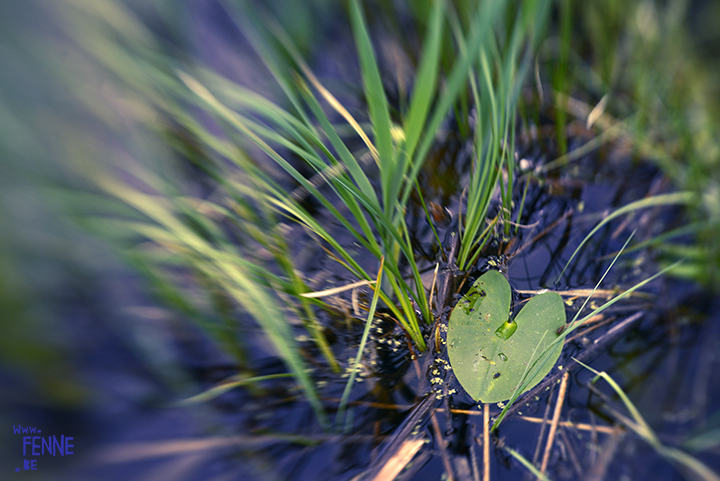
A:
<box><xmin>453</xmin><ymin>0</ymin><xmax>551</xmax><ymax>270</ymax></box>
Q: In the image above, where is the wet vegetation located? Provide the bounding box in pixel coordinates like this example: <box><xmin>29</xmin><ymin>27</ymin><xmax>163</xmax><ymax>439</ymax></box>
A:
<box><xmin>1</xmin><ymin>0</ymin><xmax>720</xmax><ymax>480</ymax></box>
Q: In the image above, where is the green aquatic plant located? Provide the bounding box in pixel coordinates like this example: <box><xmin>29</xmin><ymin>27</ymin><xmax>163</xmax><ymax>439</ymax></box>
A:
<box><xmin>454</xmin><ymin>0</ymin><xmax>551</xmax><ymax>270</ymax></box>
<box><xmin>447</xmin><ymin>270</ymin><xmax>566</xmax><ymax>403</ymax></box>
<box><xmin>57</xmin><ymin>0</ymin><xmax>555</xmax><ymax>429</ymax></box>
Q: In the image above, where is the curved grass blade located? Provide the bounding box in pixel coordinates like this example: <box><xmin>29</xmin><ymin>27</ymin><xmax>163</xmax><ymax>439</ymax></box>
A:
<box><xmin>505</xmin><ymin>446</ymin><xmax>553</xmax><ymax>481</ymax></box>
<box><xmin>556</xmin><ymin>192</ymin><xmax>695</xmax><ymax>282</ymax></box>
<box><xmin>575</xmin><ymin>359</ymin><xmax>720</xmax><ymax>481</ymax></box>
<box><xmin>336</xmin><ymin>257</ymin><xmax>384</xmax><ymax>431</ymax></box>
<box><xmin>180</xmin><ymin>373</ymin><xmax>294</xmax><ymax>406</ymax></box>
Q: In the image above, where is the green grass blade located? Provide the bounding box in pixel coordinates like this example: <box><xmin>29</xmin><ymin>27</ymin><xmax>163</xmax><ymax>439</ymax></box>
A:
<box><xmin>261</xmin><ymin>9</ymin><xmax>381</xmax><ymax>163</ymax></box>
<box><xmin>180</xmin><ymin>373</ymin><xmax>294</xmax><ymax>405</ymax></box>
<box><xmin>575</xmin><ymin>359</ymin><xmax>720</xmax><ymax>481</ymax></box>
<box><xmin>336</xmin><ymin>257</ymin><xmax>384</xmax><ymax>430</ymax></box>
<box><xmin>398</xmin><ymin>210</ymin><xmax>431</xmax><ymax>324</ymax></box>
<box><xmin>505</xmin><ymin>446</ymin><xmax>553</xmax><ymax>481</ymax></box>
<box><xmin>96</xmin><ymin>175</ymin><xmax>330</xmax><ymax>429</ymax></box>
<box><xmin>348</xmin><ymin>0</ymin><xmax>394</xmax><ymax>212</ymax></box>
<box><xmin>556</xmin><ymin>192</ymin><xmax>696</xmax><ymax>282</ymax></box>
<box><xmin>399</xmin><ymin>0</ymin><xmax>445</xmax><ymax>183</ymax></box>
<box><xmin>400</xmin><ymin>0</ymin><xmax>508</xmax><ymax>212</ymax></box>
<box><xmin>296</xmin><ymin>78</ymin><xmax>380</xmax><ymax>208</ymax></box>
<box><xmin>217</xmin><ymin>0</ymin><xmax>313</xmax><ymax>128</ymax></box>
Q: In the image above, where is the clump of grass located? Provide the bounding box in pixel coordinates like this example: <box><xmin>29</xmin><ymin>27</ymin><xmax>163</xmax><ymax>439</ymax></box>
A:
<box><xmin>59</xmin><ymin>0</ymin><xmax>556</xmax><ymax>429</ymax></box>
<box><xmin>453</xmin><ymin>0</ymin><xmax>551</xmax><ymax>270</ymax></box>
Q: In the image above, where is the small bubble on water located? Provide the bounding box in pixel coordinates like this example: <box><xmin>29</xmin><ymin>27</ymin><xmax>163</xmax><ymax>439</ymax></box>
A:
<box><xmin>498</xmin><ymin>353</ymin><xmax>508</xmax><ymax>361</ymax></box>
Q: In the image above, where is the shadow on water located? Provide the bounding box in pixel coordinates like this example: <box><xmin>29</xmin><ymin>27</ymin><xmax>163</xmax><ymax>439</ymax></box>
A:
<box><xmin>2</xmin><ymin>1</ymin><xmax>720</xmax><ymax>481</ymax></box>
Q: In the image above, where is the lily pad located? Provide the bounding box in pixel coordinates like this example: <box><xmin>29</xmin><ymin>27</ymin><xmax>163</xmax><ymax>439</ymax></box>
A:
<box><xmin>447</xmin><ymin>270</ymin><xmax>566</xmax><ymax>403</ymax></box>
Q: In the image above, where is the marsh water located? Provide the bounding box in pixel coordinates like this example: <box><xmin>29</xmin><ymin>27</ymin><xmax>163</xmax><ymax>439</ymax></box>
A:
<box><xmin>3</xmin><ymin>2</ymin><xmax>720</xmax><ymax>480</ymax></box>
<box><xmin>28</xmin><ymin>116</ymin><xmax>719</xmax><ymax>481</ymax></box>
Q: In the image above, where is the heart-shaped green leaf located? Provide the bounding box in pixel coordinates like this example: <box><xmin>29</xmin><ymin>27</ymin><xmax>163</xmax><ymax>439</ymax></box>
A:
<box><xmin>447</xmin><ymin>270</ymin><xmax>566</xmax><ymax>403</ymax></box>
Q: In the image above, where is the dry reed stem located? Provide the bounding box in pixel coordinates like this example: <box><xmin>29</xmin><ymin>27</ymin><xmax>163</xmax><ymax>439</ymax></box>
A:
<box><xmin>371</xmin><ymin>438</ymin><xmax>426</xmax><ymax>481</ymax></box>
<box><xmin>539</xmin><ymin>371</ymin><xmax>570</xmax><ymax>476</ymax></box>
<box><xmin>483</xmin><ymin>403</ymin><xmax>490</xmax><ymax>481</ymax></box>
<box><xmin>518</xmin><ymin>416</ymin><xmax>616</xmax><ymax>434</ymax></box>
<box><xmin>429</xmin><ymin>262</ymin><xmax>439</xmax><ymax>312</ymax></box>
<box><xmin>532</xmin><ymin>385</ymin><xmax>555</xmax><ymax>466</ymax></box>
<box><xmin>559</xmin><ymin>426</ymin><xmax>583</xmax><ymax>477</ymax></box>
<box><xmin>299</xmin><ymin>279</ymin><xmax>375</xmax><ymax>298</ymax></box>
<box><xmin>431</xmin><ymin>412</ymin><xmax>455</xmax><ymax>481</ymax></box>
